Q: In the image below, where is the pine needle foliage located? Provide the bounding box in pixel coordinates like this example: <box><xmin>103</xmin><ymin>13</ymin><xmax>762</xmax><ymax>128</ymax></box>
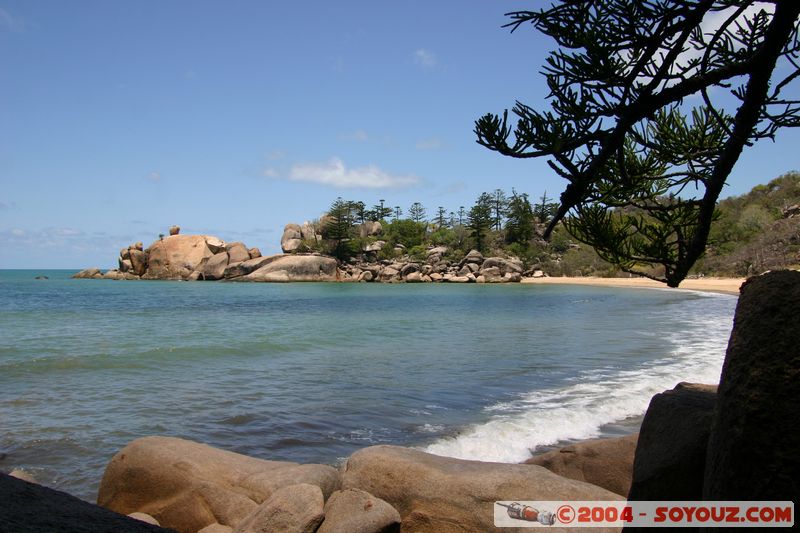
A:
<box><xmin>475</xmin><ymin>0</ymin><xmax>800</xmax><ymax>286</ymax></box>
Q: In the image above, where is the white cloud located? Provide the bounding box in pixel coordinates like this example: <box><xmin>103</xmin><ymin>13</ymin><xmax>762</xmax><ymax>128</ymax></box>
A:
<box><xmin>266</xmin><ymin>150</ymin><xmax>285</xmax><ymax>161</ymax></box>
<box><xmin>332</xmin><ymin>56</ymin><xmax>345</xmax><ymax>74</ymax></box>
<box><xmin>416</xmin><ymin>137</ymin><xmax>444</xmax><ymax>150</ymax></box>
<box><xmin>621</xmin><ymin>3</ymin><xmax>775</xmax><ymax>87</ymax></box>
<box><xmin>701</xmin><ymin>3</ymin><xmax>774</xmax><ymax>40</ymax></box>
<box><xmin>288</xmin><ymin>158</ymin><xmax>419</xmax><ymax>189</ymax></box>
<box><xmin>0</xmin><ymin>7</ymin><xmax>23</xmax><ymax>32</ymax></box>
<box><xmin>340</xmin><ymin>129</ymin><xmax>369</xmax><ymax>142</ymax></box>
<box><xmin>3</xmin><ymin>227</ymin><xmax>82</xmax><ymax>242</ymax></box>
<box><xmin>414</xmin><ymin>48</ymin><xmax>437</xmax><ymax>69</ymax></box>
<box><xmin>146</xmin><ymin>171</ymin><xmax>161</xmax><ymax>183</ymax></box>
<box><xmin>263</xmin><ymin>167</ymin><xmax>279</xmax><ymax>178</ymax></box>
<box><xmin>440</xmin><ymin>181</ymin><xmax>467</xmax><ymax>196</ymax></box>
<box><xmin>53</xmin><ymin>227</ymin><xmax>82</xmax><ymax>237</ymax></box>
<box><xmin>674</xmin><ymin>3</ymin><xmax>775</xmax><ymax>74</ymax></box>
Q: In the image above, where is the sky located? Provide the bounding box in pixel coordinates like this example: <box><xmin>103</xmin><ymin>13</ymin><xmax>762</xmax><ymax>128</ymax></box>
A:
<box><xmin>1</xmin><ymin>1</ymin><xmax>798</xmax><ymax>268</ymax></box>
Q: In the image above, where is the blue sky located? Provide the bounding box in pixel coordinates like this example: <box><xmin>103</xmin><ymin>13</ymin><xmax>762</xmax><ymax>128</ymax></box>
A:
<box><xmin>1</xmin><ymin>1</ymin><xmax>798</xmax><ymax>268</ymax></box>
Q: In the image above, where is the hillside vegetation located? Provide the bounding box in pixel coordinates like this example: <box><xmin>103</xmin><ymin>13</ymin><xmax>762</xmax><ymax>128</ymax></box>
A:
<box><xmin>300</xmin><ymin>172</ymin><xmax>800</xmax><ymax>279</ymax></box>
<box><xmin>697</xmin><ymin>172</ymin><xmax>800</xmax><ymax>277</ymax></box>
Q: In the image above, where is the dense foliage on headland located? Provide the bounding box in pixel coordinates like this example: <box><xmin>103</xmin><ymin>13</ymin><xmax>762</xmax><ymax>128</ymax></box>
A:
<box><xmin>297</xmin><ymin>171</ymin><xmax>800</xmax><ymax>279</ymax></box>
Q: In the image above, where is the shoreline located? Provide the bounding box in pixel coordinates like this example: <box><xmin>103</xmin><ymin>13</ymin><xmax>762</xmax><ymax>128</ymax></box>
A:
<box><xmin>521</xmin><ymin>275</ymin><xmax>745</xmax><ymax>296</ymax></box>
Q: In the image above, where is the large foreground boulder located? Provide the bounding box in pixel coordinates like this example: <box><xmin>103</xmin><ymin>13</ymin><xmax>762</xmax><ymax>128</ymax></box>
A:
<box><xmin>232</xmin><ymin>484</ymin><xmax>324</xmax><ymax>533</ymax></box>
<box><xmin>0</xmin><ymin>472</ymin><xmax>171</xmax><ymax>533</ymax></box>
<box><xmin>317</xmin><ymin>489</ymin><xmax>400</xmax><ymax>533</ymax></box>
<box><xmin>525</xmin><ymin>434</ymin><xmax>638</xmax><ymax>497</ymax></box>
<box><xmin>244</xmin><ymin>255</ymin><xmax>337</xmax><ymax>282</ymax></box>
<box><xmin>143</xmin><ymin>235</ymin><xmax>214</xmax><ymax>280</ymax></box>
<box><xmin>704</xmin><ymin>270</ymin><xmax>800</xmax><ymax>501</ymax></box>
<box><xmin>341</xmin><ymin>445</ymin><xmax>621</xmax><ymax>533</ymax></box>
<box><xmin>98</xmin><ymin>437</ymin><xmax>340</xmax><ymax>533</ymax></box>
<box><xmin>628</xmin><ymin>382</ymin><xmax>717</xmax><ymax>501</ymax></box>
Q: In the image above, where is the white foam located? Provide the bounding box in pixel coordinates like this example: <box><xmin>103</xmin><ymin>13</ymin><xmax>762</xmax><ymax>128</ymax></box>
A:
<box><xmin>424</xmin><ymin>306</ymin><xmax>733</xmax><ymax>463</ymax></box>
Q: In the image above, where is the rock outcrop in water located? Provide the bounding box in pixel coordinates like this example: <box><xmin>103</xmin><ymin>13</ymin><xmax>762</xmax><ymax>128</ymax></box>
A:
<box><xmin>73</xmin><ymin>231</ymin><xmax>338</xmax><ymax>283</ymax></box>
<box><xmin>143</xmin><ymin>235</ymin><xmax>214</xmax><ymax>280</ymax></box>
<box><xmin>74</xmin><ymin>225</ymin><xmax>531</xmax><ymax>283</ymax></box>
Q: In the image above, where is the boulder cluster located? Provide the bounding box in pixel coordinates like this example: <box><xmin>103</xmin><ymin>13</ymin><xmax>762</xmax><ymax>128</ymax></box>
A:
<box><xmin>75</xmin><ymin>223</ymin><xmax>544</xmax><ymax>284</ymax></box>
<box><xmin>280</xmin><ymin>222</ymin><xmax>321</xmax><ymax>253</ymax></box>
<box><xmin>92</xmin><ymin>436</ymin><xmax>619</xmax><ymax>533</ymax></box>
<box><xmin>73</xmin><ymin>229</ymin><xmax>338</xmax><ymax>283</ymax></box>
<box><xmin>281</xmin><ymin>220</ymin><xmax>541</xmax><ymax>284</ymax></box>
<box><xmin>338</xmin><ymin>247</ymin><xmax>528</xmax><ymax>284</ymax></box>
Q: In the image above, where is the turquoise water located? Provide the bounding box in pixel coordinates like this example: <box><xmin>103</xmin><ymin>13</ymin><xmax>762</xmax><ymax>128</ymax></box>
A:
<box><xmin>0</xmin><ymin>270</ymin><xmax>737</xmax><ymax>501</ymax></box>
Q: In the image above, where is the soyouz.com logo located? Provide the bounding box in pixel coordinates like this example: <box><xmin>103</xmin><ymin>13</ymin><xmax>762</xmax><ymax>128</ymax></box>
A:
<box><xmin>493</xmin><ymin>501</ymin><xmax>794</xmax><ymax>528</ymax></box>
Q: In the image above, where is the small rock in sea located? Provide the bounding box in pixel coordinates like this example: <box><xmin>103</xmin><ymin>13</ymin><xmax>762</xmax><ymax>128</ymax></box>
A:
<box><xmin>9</xmin><ymin>469</ymin><xmax>39</xmax><ymax>484</ymax></box>
<box><xmin>127</xmin><ymin>512</ymin><xmax>160</xmax><ymax>526</ymax></box>
<box><xmin>34</xmin><ymin>276</ymin><xmax>49</xmax><ymax>280</ymax></box>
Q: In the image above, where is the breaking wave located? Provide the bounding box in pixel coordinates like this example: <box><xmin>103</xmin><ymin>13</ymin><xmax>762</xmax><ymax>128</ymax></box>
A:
<box><xmin>425</xmin><ymin>298</ymin><xmax>733</xmax><ymax>463</ymax></box>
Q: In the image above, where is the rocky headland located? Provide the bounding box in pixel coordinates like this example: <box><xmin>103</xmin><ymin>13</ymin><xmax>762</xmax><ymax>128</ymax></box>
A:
<box><xmin>73</xmin><ymin>222</ymin><xmax>537</xmax><ymax>284</ymax></box>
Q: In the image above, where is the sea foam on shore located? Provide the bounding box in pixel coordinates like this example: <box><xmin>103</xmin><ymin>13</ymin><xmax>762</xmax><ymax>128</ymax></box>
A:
<box><xmin>425</xmin><ymin>294</ymin><xmax>733</xmax><ymax>462</ymax></box>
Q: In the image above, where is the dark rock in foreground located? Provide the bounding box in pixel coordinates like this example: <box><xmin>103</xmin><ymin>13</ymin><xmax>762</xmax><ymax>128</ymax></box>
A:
<box><xmin>0</xmin><ymin>472</ymin><xmax>173</xmax><ymax>533</ymax></box>
<box><xmin>627</xmin><ymin>382</ymin><xmax>717</xmax><ymax>501</ymax></box>
<box><xmin>704</xmin><ymin>270</ymin><xmax>800</xmax><ymax>501</ymax></box>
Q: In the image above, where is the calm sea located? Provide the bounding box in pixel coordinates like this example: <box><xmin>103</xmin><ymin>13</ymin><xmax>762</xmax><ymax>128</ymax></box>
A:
<box><xmin>0</xmin><ymin>270</ymin><xmax>736</xmax><ymax>501</ymax></box>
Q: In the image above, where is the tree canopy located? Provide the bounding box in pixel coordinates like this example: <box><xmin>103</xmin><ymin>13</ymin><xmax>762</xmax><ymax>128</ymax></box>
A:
<box><xmin>475</xmin><ymin>0</ymin><xmax>800</xmax><ymax>286</ymax></box>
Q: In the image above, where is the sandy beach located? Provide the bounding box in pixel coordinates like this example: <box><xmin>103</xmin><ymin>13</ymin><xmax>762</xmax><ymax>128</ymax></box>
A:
<box><xmin>521</xmin><ymin>275</ymin><xmax>745</xmax><ymax>296</ymax></box>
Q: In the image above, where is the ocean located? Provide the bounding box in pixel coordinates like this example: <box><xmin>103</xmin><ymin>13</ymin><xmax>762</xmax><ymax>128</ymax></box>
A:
<box><xmin>0</xmin><ymin>270</ymin><xmax>737</xmax><ymax>501</ymax></box>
